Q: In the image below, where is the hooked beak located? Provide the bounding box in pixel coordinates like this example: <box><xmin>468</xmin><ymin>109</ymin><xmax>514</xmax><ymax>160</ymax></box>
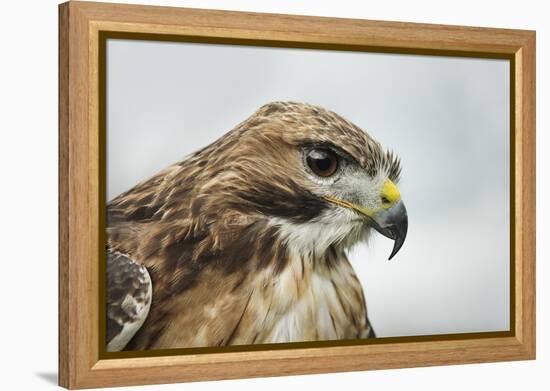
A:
<box><xmin>367</xmin><ymin>199</ymin><xmax>408</xmax><ymax>260</ymax></box>
<box><xmin>324</xmin><ymin>179</ymin><xmax>408</xmax><ymax>260</ymax></box>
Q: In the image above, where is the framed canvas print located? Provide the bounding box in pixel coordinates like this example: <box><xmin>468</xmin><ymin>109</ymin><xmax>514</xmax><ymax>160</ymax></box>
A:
<box><xmin>58</xmin><ymin>1</ymin><xmax>536</xmax><ymax>389</ymax></box>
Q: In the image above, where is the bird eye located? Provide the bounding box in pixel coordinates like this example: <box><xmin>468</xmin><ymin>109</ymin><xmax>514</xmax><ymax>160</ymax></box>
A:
<box><xmin>306</xmin><ymin>149</ymin><xmax>339</xmax><ymax>177</ymax></box>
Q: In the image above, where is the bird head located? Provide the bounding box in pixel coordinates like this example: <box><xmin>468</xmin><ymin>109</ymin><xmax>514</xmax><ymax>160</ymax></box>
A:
<box><xmin>301</xmin><ymin>144</ymin><xmax>407</xmax><ymax>260</ymax></box>
<box><xmin>186</xmin><ymin>101</ymin><xmax>408</xmax><ymax>261</ymax></box>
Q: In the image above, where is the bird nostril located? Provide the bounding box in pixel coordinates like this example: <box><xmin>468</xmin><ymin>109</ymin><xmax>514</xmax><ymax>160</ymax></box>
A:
<box><xmin>381</xmin><ymin>196</ymin><xmax>391</xmax><ymax>205</ymax></box>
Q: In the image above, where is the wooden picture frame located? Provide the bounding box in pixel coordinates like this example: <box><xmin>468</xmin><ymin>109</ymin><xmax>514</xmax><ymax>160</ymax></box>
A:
<box><xmin>58</xmin><ymin>1</ymin><xmax>536</xmax><ymax>388</ymax></box>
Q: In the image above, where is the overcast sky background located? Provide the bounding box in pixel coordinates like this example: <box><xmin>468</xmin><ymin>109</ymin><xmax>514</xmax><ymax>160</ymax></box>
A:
<box><xmin>107</xmin><ymin>39</ymin><xmax>510</xmax><ymax>338</ymax></box>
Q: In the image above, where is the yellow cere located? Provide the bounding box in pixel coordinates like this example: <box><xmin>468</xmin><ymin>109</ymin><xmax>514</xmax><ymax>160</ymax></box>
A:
<box><xmin>381</xmin><ymin>179</ymin><xmax>401</xmax><ymax>208</ymax></box>
<box><xmin>323</xmin><ymin>179</ymin><xmax>400</xmax><ymax>217</ymax></box>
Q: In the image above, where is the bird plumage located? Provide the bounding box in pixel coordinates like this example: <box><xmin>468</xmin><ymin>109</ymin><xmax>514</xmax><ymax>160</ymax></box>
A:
<box><xmin>106</xmin><ymin>101</ymin><xmax>403</xmax><ymax>350</ymax></box>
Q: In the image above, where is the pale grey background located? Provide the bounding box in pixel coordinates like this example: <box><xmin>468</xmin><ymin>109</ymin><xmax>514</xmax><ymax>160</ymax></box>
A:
<box><xmin>106</xmin><ymin>39</ymin><xmax>510</xmax><ymax>337</ymax></box>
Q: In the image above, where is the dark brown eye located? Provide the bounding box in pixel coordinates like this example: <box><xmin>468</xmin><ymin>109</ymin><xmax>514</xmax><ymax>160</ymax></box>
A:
<box><xmin>306</xmin><ymin>149</ymin><xmax>339</xmax><ymax>177</ymax></box>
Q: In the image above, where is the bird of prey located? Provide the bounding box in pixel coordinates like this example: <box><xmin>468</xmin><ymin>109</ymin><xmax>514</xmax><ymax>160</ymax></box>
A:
<box><xmin>106</xmin><ymin>101</ymin><xmax>407</xmax><ymax>351</ymax></box>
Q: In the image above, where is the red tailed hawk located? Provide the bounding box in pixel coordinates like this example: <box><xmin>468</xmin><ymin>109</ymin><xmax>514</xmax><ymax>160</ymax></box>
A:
<box><xmin>106</xmin><ymin>101</ymin><xmax>407</xmax><ymax>351</ymax></box>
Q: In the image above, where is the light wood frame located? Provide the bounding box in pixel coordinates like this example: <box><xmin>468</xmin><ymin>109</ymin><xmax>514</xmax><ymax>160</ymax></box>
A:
<box><xmin>59</xmin><ymin>1</ymin><xmax>536</xmax><ymax>389</ymax></box>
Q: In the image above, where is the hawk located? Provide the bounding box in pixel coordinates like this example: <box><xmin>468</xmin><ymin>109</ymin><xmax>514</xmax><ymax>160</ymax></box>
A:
<box><xmin>106</xmin><ymin>102</ymin><xmax>408</xmax><ymax>351</ymax></box>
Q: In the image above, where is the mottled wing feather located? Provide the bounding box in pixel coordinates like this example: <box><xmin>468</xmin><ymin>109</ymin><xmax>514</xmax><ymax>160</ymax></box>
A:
<box><xmin>106</xmin><ymin>252</ymin><xmax>152</xmax><ymax>352</ymax></box>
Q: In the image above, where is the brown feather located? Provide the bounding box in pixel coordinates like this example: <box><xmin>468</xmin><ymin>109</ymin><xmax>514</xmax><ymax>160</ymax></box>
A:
<box><xmin>107</xmin><ymin>102</ymin><xmax>394</xmax><ymax>349</ymax></box>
